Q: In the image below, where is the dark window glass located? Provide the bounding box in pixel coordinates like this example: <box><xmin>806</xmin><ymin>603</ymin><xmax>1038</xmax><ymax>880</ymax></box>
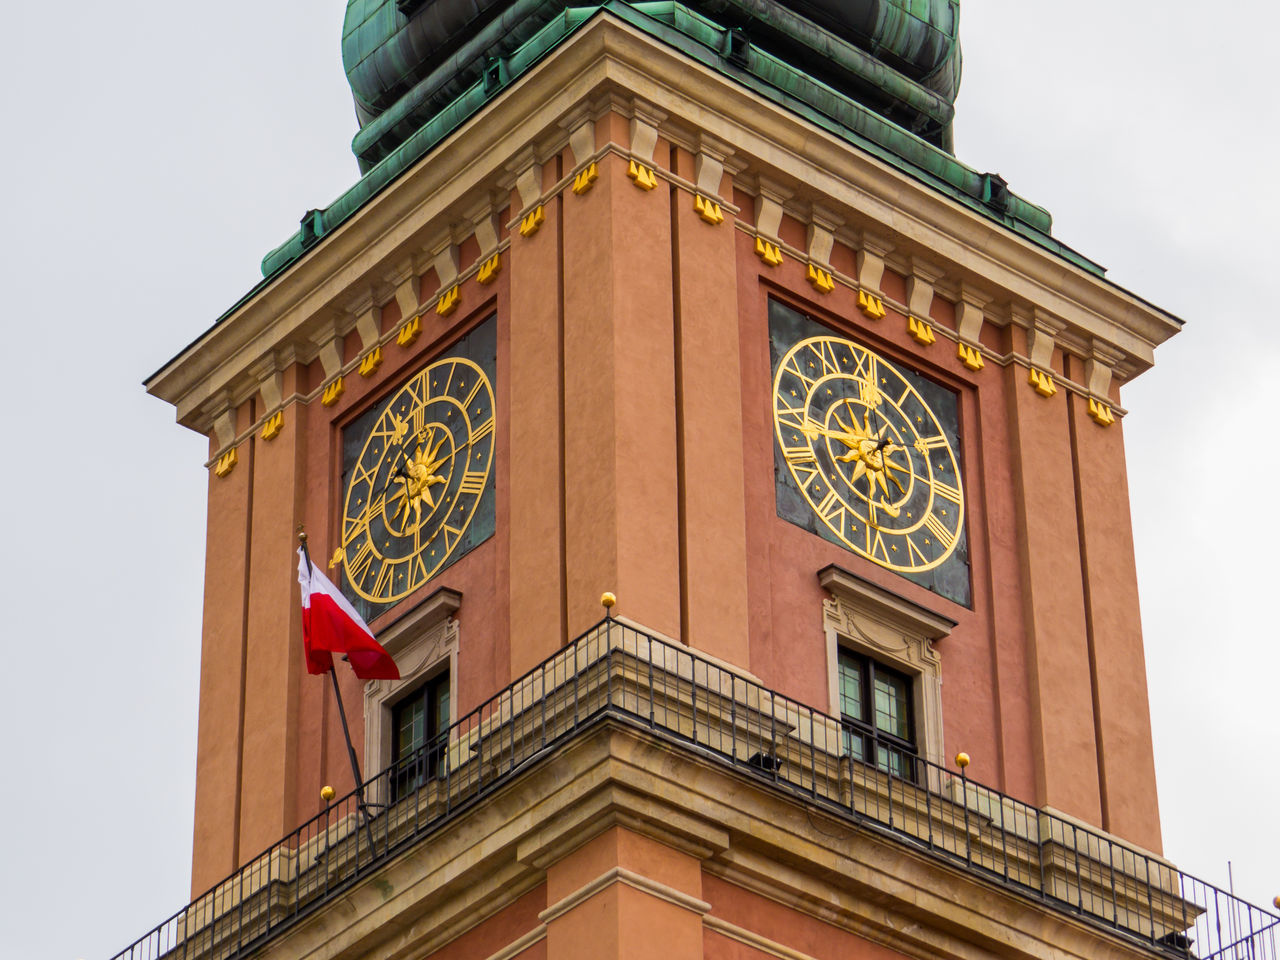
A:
<box><xmin>838</xmin><ymin>649</ymin><xmax>917</xmax><ymax>780</ymax></box>
<box><xmin>390</xmin><ymin>672</ymin><xmax>450</xmax><ymax>799</ymax></box>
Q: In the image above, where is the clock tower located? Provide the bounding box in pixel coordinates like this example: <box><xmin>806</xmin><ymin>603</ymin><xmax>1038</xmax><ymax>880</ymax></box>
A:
<box><xmin>125</xmin><ymin>4</ymin><xmax>1276</xmax><ymax>960</ymax></box>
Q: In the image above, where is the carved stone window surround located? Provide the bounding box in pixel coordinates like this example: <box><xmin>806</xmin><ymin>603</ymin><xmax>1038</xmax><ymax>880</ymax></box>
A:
<box><xmin>819</xmin><ymin>565</ymin><xmax>955</xmax><ymax>769</ymax></box>
<box><xmin>363</xmin><ymin>587</ymin><xmax>462</xmax><ymax>802</ymax></box>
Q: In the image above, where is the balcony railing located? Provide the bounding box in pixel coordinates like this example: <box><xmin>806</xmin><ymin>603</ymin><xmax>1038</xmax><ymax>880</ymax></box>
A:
<box><xmin>110</xmin><ymin>619</ymin><xmax>1279</xmax><ymax>960</ymax></box>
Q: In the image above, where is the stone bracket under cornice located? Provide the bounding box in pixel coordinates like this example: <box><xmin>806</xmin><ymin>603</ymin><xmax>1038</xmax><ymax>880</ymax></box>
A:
<box><xmin>149</xmin><ymin>16</ymin><xmax>1178</xmax><ymax>440</ymax></box>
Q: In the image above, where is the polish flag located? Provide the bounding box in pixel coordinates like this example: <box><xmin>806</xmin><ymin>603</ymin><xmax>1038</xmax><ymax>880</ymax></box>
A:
<box><xmin>297</xmin><ymin>548</ymin><xmax>400</xmax><ymax>680</ymax></box>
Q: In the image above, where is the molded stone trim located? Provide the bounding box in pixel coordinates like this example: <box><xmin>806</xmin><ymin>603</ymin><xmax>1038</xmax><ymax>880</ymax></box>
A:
<box><xmin>819</xmin><ymin>564</ymin><xmax>954</xmax><ymax>769</ymax></box>
<box><xmin>362</xmin><ymin>586</ymin><xmax>462</xmax><ymax>804</ymax></box>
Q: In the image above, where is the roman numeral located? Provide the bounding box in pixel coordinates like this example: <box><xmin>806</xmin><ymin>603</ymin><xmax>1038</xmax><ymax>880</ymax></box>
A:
<box><xmin>463</xmin><ymin>377</ymin><xmax>485</xmax><ymax>409</ymax></box>
<box><xmin>792</xmin><ymin>465</ymin><xmax>820</xmax><ymax>491</ymax></box>
<box><xmin>441</xmin><ymin>524</ymin><xmax>463</xmax><ymax>552</ymax></box>
<box><xmin>919</xmin><ymin>435</ymin><xmax>951</xmax><ymax>450</ymax></box>
<box><xmin>906</xmin><ymin>537</ymin><xmax>931</xmax><ymax>567</ymax></box>
<box><xmin>776</xmin><ymin>400</ymin><xmax>806</xmax><ymax>423</ymax></box>
<box><xmin>811</xmin><ymin>341</ymin><xmax>841</xmax><ymax>377</ymax></box>
<box><xmin>349</xmin><ymin>460</ymin><xmax>377</xmax><ymax>492</ymax></box>
<box><xmin>470</xmin><ymin>417</ymin><xmax>494</xmax><ymax>443</ymax></box>
<box><xmin>924</xmin><ymin>513</ymin><xmax>956</xmax><ymax>551</ymax></box>
<box><xmin>784</xmin><ymin>357</ymin><xmax>818</xmax><ymax>391</ymax></box>
<box><xmin>401</xmin><ymin>381</ymin><xmax>417</xmax><ymax>408</ymax></box>
<box><xmin>343</xmin><ymin>510</ymin><xmax>370</xmax><ymax>543</ymax></box>
<box><xmin>816</xmin><ymin>490</ymin><xmax>845</xmax><ymax>535</ymax></box>
<box><xmin>932</xmin><ymin>479</ymin><xmax>962</xmax><ymax>504</ymax></box>
<box><xmin>373</xmin><ymin>561</ymin><xmax>395</xmax><ymax>598</ymax></box>
<box><xmin>782</xmin><ymin>444</ymin><xmax>816</xmax><ymax>464</ymax></box>
<box><xmin>347</xmin><ymin>540</ymin><xmax>374</xmax><ymax>584</ymax></box>
<box><xmin>869</xmin><ymin>528</ymin><xmax>892</xmax><ymax>564</ymax></box>
<box><xmin>458</xmin><ymin>471</ymin><xmax>487</xmax><ymax>496</ymax></box>
<box><xmin>859</xmin><ymin>370</ymin><xmax>881</xmax><ymax>408</ymax></box>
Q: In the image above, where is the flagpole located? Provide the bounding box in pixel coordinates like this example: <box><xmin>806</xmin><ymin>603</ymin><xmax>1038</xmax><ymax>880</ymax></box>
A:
<box><xmin>298</xmin><ymin>529</ymin><xmax>380</xmax><ymax>860</ymax></box>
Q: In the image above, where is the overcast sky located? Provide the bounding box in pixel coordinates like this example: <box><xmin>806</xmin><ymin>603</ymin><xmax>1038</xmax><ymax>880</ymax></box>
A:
<box><xmin>1</xmin><ymin>2</ymin><xmax>1275</xmax><ymax>959</ymax></box>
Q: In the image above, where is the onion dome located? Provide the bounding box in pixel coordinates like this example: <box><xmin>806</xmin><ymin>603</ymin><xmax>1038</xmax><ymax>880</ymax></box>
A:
<box><xmin>266</xmin><ymin>3</ymin><xmax>1074</xmax><ymax>282</ymax></box>
<box><xmin>341</xmin><ymin>0</ymin><xmax>961</xmax><ymax>169</ymax></box>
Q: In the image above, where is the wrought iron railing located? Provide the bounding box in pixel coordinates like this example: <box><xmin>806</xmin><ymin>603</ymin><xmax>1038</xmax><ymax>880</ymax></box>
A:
<box><xmin>110</xmin><ymin>619</ymin><xmax>1278</xmax><ymax>960</ymax></box>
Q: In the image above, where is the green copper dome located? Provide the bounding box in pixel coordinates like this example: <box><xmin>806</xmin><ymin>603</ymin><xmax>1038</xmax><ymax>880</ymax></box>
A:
<box><xmin>264</xmin><ymin>2</ymin><xmax>1076</xmax><ymax>283</ymax></box>
<box><xmin>342</xmin><ymin>0</ymin><xmax>961</xmax><ymax>167</ymax></box>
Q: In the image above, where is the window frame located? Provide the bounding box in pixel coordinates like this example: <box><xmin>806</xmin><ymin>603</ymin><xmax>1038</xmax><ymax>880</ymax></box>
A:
<box><xmin>820</xmin><ymin>564</ymin><xmax>954</xmax><ymax>774</ymax></box>
<box><xmin>838</xmin><ymin>647</ymin><xmax>918</xmax><ymax>778</ymax></box>
<box><xmin>390</xmin><ymin>669</ymin><xmax>452</xmax><ymax>799</ymax></box>
<box><xmin>362</xmin><ymin>587</ymin><xmax>461</xmax><ymax>806</ymax></box>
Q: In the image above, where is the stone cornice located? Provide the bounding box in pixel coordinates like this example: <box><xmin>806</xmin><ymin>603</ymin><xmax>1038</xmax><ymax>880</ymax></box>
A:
<box><xmin>244</xmin><ymin>721</ymin><xmax>1176</xmax><ymax>960</ymax></box>
<box><xmin>146</xmin><ymin>13</ymin><xmax>1180</xmax><ymax>432</ymax></box>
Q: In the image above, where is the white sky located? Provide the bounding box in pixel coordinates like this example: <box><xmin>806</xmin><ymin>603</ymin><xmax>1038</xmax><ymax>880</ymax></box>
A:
<box><xmin>0</xmin><ymin>2</ymin><xmax>1274</xmax><ymax>958</ymax></box>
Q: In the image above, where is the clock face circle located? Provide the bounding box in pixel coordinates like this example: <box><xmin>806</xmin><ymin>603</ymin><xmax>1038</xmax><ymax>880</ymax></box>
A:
<box><xmin>340</xmin><ymin>356</ymin><xmax>495</xmax><ymax>603</ymax></box>
<box><xmin>773</xmin><ymin>335</ymin><xmax>963</xmax><ymax>573</ymax></box>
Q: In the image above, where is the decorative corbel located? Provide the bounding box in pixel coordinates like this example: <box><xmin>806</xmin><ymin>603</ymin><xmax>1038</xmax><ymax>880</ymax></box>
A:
<box><xmin>310</xmin><ymin>321</ymin><xmax>345</xmax><ymax>406</ymax></box>
<box><xmin>752</xmin><ymin>177</ymin><xmax>790</xmax><ymax>267</ymax></box>
<box><xmin>564</xmin><ymin>108</ymin><xmax>598</xmax><ymax>194</ymax></box>
<box><xmin>340</xmin><ymin>288</ymin><xmax>384</xmax><ymax>377</ymax></box>
<box><xmin>211</xmin><ymin>407</ymin><xmax>236</xmax><ymax>451</ymax></box>
<box><xmin>954</xmin><ymin>285</ymin><xmax>991</xmax><ymax>372</ymax></box>
<box><xmin>356</xmin><ymin>308</ymin><xmax>382</xmax><ymax>376</ymax></box>
<box><xmin>1025</xmin><ymin>310</ymin><xmax>1065</xmax><ymax>398</ymax></box>
<box><xmin>905</xmin><ymin>258</ymin><xmax>944</xmax><ymax>346</ymax></box>
<box><xmin>389</xmin><ymin>259</ymin><xmax>421</xmax><ymax>330</ymax></box>
<box><xmin>432</xmin><ymin>240</ymin><xmax>460</xmax><ymax>317</ymax></box>
<box><xmin>693</xmin><ymin>133</ymin><xmax>731</xmax><ymax>225</ymax></box>
<box><xmin>805</xmin><ymin>205</ymin><xmax>841</xmax><ymax>294</ymax></box>
<box><xmin>469</xmin><ymin>204</ymin><xmax>501</xmax><ymax>286</ymax></box>
<box><xmin>855</xmin><ymin>233</ymin><xmax>892</xmax><ymax>319</ymax></box>
<box><xmin>1084</xmin><ymin>343</ymin><xmax>1122</xmax><ymax>426</ymax></box>
<box><xmin>512</xmin><ymin>151</ymin><xmax>546</xmax><ymax>236</ymax></box>
<box><xmin>250</xmin><ymin>355</ymin><xmax>284</xmax><ymax>440</ymax></box>
<box><xmin>626</xmin><ymin>100</ymin><xmax>664</xmax><ymax>191</ymax></box>
<box><xmin>204</xmin><ymin>394</ymin><xmax>239</xmax><ymax>477</ymax></box>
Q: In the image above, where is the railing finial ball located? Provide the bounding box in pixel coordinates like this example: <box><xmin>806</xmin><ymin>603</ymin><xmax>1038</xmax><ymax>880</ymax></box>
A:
<box><xmin>601</xmin><ymin>591</ymin><xmax>617</xmax><ymax>609</ymax></box>
<box><xmin>955</xmin><ymin>751</ymin><xmax>970</xmax><ymax>770</ymax></box>
<box><xmin>320</xmin><ymin>785</ymin><xmax>335</xmax><ymax>803</ymax></box>
<box><xmin>1273</xmin><ymin>895</ymin><xmax>1280</xmax><ymax>911</ymax></box>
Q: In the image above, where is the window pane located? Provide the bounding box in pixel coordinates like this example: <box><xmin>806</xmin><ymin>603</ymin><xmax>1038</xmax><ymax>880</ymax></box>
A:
<box><xmin>873</xmin><ymin>672</ymin><xmax>910</xmax><ymax>740</ymax></box>
<box><xmin>391</xmin><ymin>673</ymin><xmax>450</xmax><ymax>800</ymax></box>
<box><xmin>433</xmin><ymin>682</ymin><xmax>450</xmax><ymax>738</ymax></box>
<box><xmin>845</xmin><ymin>728</ymin><xmax>866</xmax><ymax>763</ymax></box>
<box><xmin>876</xmin><ymin>741</ymin><xmax>912</xmax><ymax>780</ymax></box>
<box><xmin>838</xmin><ymin>652</ymin><xmax>863</xmax><ymax>720</ymax></box>
<box><xmin>395</xmin><ymin>698</ymin><xmax>425</xmax><ymax>761</ymax></box>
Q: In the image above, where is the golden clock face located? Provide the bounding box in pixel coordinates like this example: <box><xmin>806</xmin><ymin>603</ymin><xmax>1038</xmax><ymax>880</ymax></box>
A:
<box><xmin>339</xmin><ymin>354</ymin><xmax>495</xmax><ymax>605</ymax></box>
<box><xmin>773</xmin><ymin>334</ymin><xmax>964</xmax><ymax>573</ymax></box>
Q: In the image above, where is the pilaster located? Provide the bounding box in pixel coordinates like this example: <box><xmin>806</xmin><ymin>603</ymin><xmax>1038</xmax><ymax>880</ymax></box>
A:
<box><xmin>190</xmin><ymin>402</ymin><xmax>253</xmax><ymax>896</ymax></box>
<box><xmin>238</xmin><ymin>366</ymin><xmax>306</xmax><ymax>864</ymax></box>
<box><xmin>673</xmin><ymin>134</ymin><xmax>750</xmax><ymax>665</ymax></box>
<box><xmin>1005</xmin><ymin>307</ymin><xmax>1102</xmax><ymax>824</ymax></box>
<box><xmin>560</xmin><ymin>139</ymin><xmax>680</xmax><ymax>639</ymax></box>
<box><xmin>1068</xmin><ymin>372</ymin><xmax>1161</xmax><ymax>850</ymax></box>
<box><xmin>508</xmin><ymin>153</ymin><xmax>567</xmax><ymax>674</ymax></box>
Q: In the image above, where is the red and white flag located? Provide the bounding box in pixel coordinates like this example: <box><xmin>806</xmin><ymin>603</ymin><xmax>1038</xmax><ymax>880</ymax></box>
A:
<box><xmin>297</xmin><ymin>548</ymin><xmax>400</xmax><ymax>680</ymax></box>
